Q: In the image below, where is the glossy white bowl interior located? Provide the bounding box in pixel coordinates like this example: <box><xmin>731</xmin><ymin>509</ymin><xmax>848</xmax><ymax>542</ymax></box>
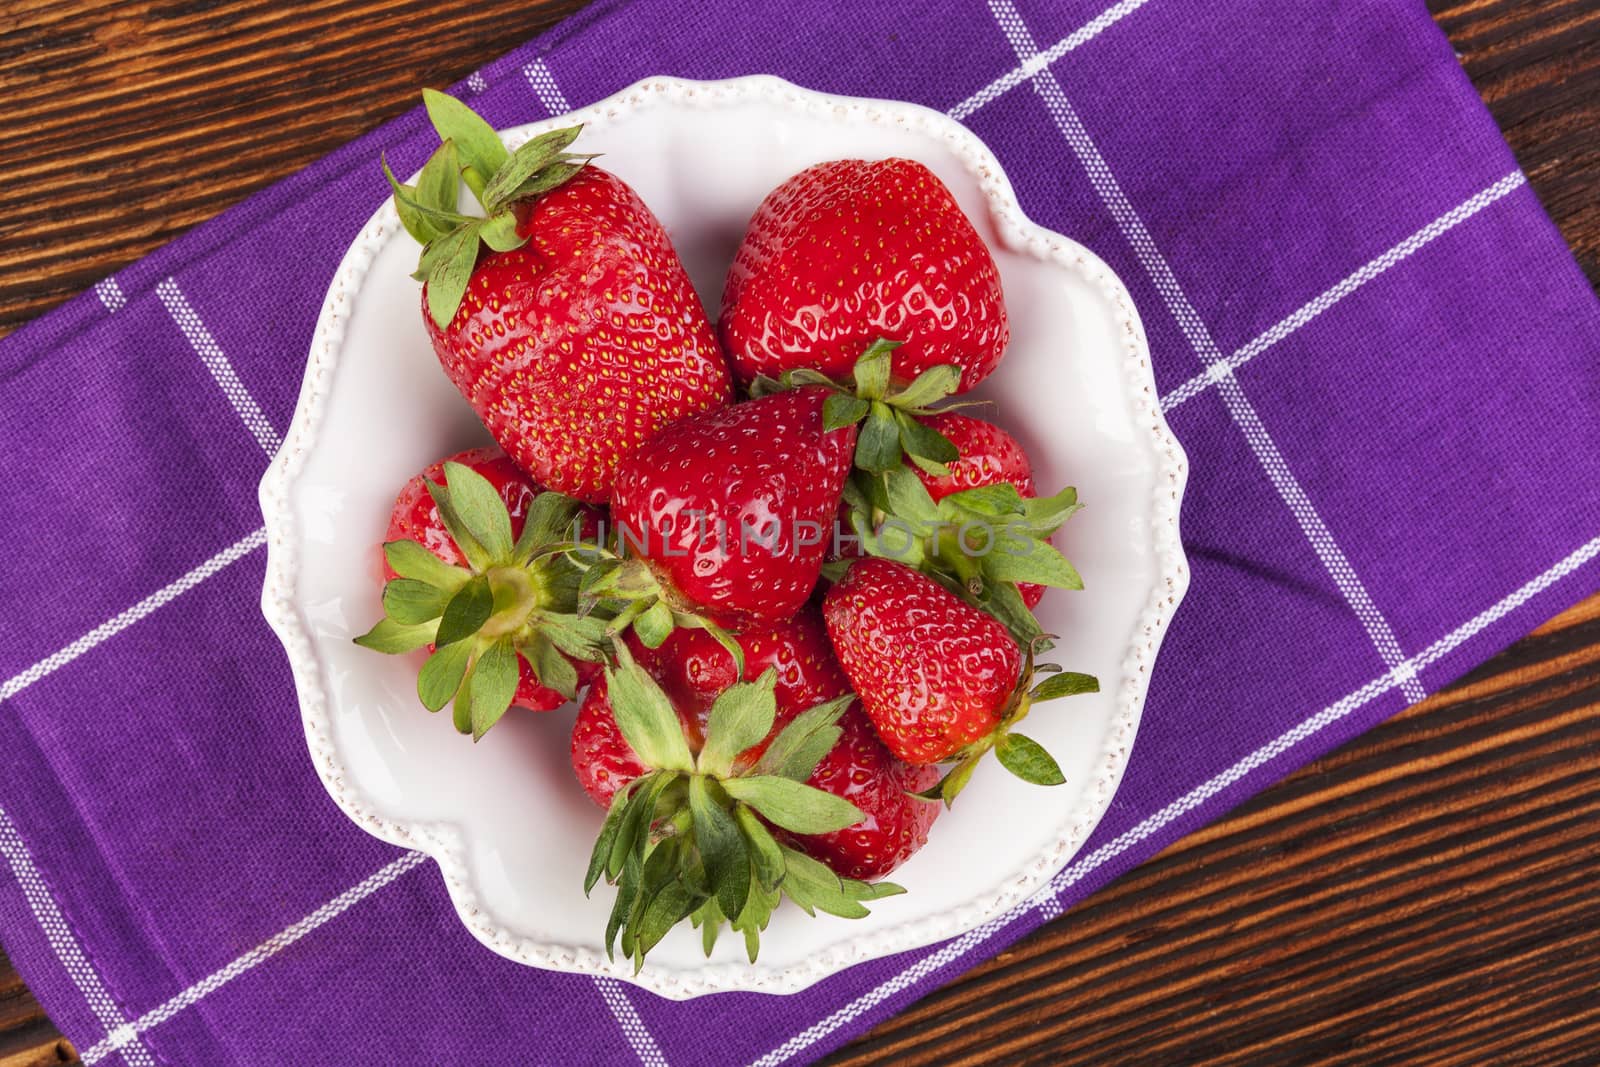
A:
<box><xmin>259</xmin><ymin>75</ymin><xmax>1189</xmax><ymax>998</ymax></box>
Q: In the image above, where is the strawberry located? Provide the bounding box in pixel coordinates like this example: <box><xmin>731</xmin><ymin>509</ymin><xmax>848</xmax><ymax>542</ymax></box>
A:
<box><xmin>383</xmin><ymin>446</ymin><xmax>540</xmax><ymax>577</ymax></box>
<box><xmin>822</xmin><ymin>557</ymin><xmax>1099</xmax><ymax>803</ymax></box>
<box><xmin>386</xmin><ymin>91</ymin><xmax>732</xmax><ymax>504</ymax></box>
<box><xmin>572</xmin><ymin>608</ymin><xmax>851</xmax><ymax>808</ymax></box>
<box><xmin>721</xmin><ymin>158</ymin><xmax>1007</xmax><ymax>395</ymax></box>
<box><xmin>379</xmin><ymin>447</ymin><xmax>564</xmax><ymax>714</ymax></box>
<box><xmin>908</xmin><ymin>411</ymin><xmax>1046</xmax><ymax>611</ymax></box>
<box><xmin>355</xmin><ymin>450</ymin><xmax>611</xmax><ymax>739</ymax></box>
<box><xmin>631</xmin><ymin>608</ymin><xmax>853</xmax><ymax>750</ymax></box>
<box><xmin>782</xmin><ymin>705</ymin><xmax>940</xmax><ymax>881</ymax></box>
<box><xmin>911</xmin><ymin>411</ymin><xmax>1035</xmax><ymax>503</ymax></box>
<box><xmin>825</xmin><ymin>556</ymin><xmax>1019</xmax><ymax>763</ymax></box>
<box><xmin>577</xmin><ymin>644</ymin><xmax>915</xmax><ymax>966</ymax></box>
<box><xmin>580</xmin><ymin>387</ymin><xmax>856</xmax><ymax>642</ymax></box>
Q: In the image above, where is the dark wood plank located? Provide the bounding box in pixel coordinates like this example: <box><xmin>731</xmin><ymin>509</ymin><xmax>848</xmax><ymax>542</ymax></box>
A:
<box><xmin>1427</xmin><ymin>0</ymin><xmax>1600</xmax><ymax>288</ymax></box>
<box><xmin>1</xmin><ymin>966</ymin><xmax>74</xmax><ymax>1067</ymax></box>
<box><xmin>1</xmin><ymin>0</ymin><xmax>1597</xmax><ymax>1065</ymax></box>
<box><xmin>0</xmin><ymin>0</ymin><xmax>590</xmax><ymax>334</ymax></box>
<box><xmin>826</xmin><ymin>599</ymin><xmax>1600</xmax><ymax>1065</ymax></box>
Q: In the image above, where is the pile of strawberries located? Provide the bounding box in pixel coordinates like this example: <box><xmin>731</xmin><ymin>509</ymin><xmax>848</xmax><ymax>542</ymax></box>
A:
<box><xmin>356</xmin><ymin>90</ymin><xmax>1097</xmax><ymax>967</ymax></box>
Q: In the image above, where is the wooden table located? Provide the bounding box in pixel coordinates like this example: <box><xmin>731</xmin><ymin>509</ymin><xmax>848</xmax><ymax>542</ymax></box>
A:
<box><xmin>2</xmin><ymin>1</ymin><xmax>1596</xmax><ymax>1063</ymax></box>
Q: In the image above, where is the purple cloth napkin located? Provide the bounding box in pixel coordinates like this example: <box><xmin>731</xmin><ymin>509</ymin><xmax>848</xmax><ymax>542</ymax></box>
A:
<box><xmin>3</xmin><ymin>0</ymin><xmax>1598</xmax><ymax>1063</ymax></box>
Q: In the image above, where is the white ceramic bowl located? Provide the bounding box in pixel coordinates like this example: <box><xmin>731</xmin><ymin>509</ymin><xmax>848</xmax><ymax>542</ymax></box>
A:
<box><xmin>258</xmin><ymin>75</ymin><xmax>1189</xmax><ymax>999</ymax></box>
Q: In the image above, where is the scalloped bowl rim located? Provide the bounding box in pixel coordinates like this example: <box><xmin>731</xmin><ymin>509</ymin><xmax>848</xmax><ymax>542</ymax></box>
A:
<box><xmin>258</xmin><ymin>74</ymin><xmax>1190</xmax><ymax>999</ymax></box>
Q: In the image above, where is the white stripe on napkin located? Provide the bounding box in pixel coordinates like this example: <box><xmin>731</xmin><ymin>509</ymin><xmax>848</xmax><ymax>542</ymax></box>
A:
<box><xmin>156</xmin><ymin>278</ymin><xmax>282</xmax><ymax>456</ymax></box>
<box><xmin>950</xmin><ymin>0</ymin><xmax>1154</xmax><ymax>121</ymax></box>
<box><xmin>0</xmin><ymin>526</ymin><xmax>268</xmax><ymax>702</ymax></box>
<box><xmin>79</xmin><ymin>851</ymin><xmax>428</xmax><ymax>1064</ymax></box>
<box><xmin>95</xmin><ymin>279</ymin><xmax>127</xmax><ymax>313</ymax></box>
<box><xmin>524</xmin><ymin>58</ymin><xmax>570</xmax><ymax>116</ymax></box>
<box><xmin>1162</xmin><ymin>170</ymin><xmax>1530</xmax><ymax>412</ymax></box>
<box><xmin>989</xmin><ymin>0</ymin><xmax>1425</xmax><ymax>704</ymax></box>
<box><xmin>594</xmin><ymin>977</ymin><xmax>669</xmax><ymax>1066</ymax></box>
<box><xmin>0</xmin><ymin>808</ymin><xmax>156</xmax><ymax>1067</ymax></box>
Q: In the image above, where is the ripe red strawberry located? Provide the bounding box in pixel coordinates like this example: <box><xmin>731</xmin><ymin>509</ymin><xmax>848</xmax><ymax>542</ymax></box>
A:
<box><xmin>721</xmin><ymin>158</ymin><xmax>1007</xmax><ymax>394</ymax></box>
<box><xmin>909</xmin><ymin>412</ymin><xmax>1046</xmax><ymax>611</ymax></box>
<box><xmin>390</xmin><ymin>92</ymin><xmax>731</xmax><ymax>504</ymax></box>
<box><xmin>912</xmin><ymin>412</ymin><xmax>1035</xmax><ymax>501</ymax></box>
<box><xmin>823</xmin><ymin>557</ymin><xmax>1099</xmax><ymax>803</ymax></box>
<box><xmin>577</xmin><ymin>642</ymin><xmax>920</xmax><ymax>964</ymax></box>
<box><xmin>783</xmin><ymin>705</ymin><xmax>940</xmax><ymax>880</ymax></box>
<box><xmin>572</xmin><ymin>608</ymin><xmax>851</xmax><ymax>808</ymax></box>
<box><xmin>825</xmin><ymin>556</ymin><xmax>1020</xmax><ymax>763</ymax></box>
<box><xmin>355</xmin><ymin>450</ymin><xmax>611</xmax><ymax>739</ymax></box>
<box><xmin>383</xmin><ymin>447</ymin><xmax>538</xmax><ymax>577</ymax></box>
<box><xmin>597</xmin><ymin>386</ymin><xmax>856</xmax><ymax>633</ymax></box>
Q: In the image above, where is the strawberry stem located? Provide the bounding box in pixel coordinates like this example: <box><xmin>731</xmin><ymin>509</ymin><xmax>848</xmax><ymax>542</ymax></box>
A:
<box><xmin>481</xmin><ymin>565</ymin><xmax>541</xmax><ymax>637</ymax></box>
<box><xmin>461</xmin><ymin>164</ymin><xmax>489</xmax><ymax>204</ymax></box>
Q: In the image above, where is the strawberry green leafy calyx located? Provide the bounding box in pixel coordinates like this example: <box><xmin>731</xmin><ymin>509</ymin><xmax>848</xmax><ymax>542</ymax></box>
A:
<box><xmin>383</xmin><ymin>89</ymin><xmax>595</xmax><ymax>330</ymax></box>
<box><xmin>837</xmin><ymin>464</ymin><xmax>1084</xmax><ymax>648</ymax></box>
<box><xmin>903</xmin><ymin>411</ymin><xmax>1052</xmax><ymax>612</ymax></box>
<box><xmin>585</xmin><ymin>648</ymin><xmax>903</xmax><ymax>968</ymax></box>
<box><xmin>563</xmin><ymin>549</ymin><xmax>748</xmax><ymax>677</ymax></box>
<box><xmin>750</xmin><ymin>339</ymin><xmax>968</xmax><ymax>477</ymax></box>
<box><xmin>752</xmin><ymin>344</ymin><xmax>1084</xmax><ymax>643</ymax></box>
<box><xmin>354</xmin><ymin>461</ymin><xmax>609</xmax><ymax>740</ymax></box>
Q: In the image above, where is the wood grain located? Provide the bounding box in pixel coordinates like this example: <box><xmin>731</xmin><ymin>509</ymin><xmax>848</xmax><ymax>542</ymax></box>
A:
<box><xmin>824</xmin><ymin>596</ymin><xmax>1600</xmax><ymax>1065</ymax></box>
<box><xmin>0</xmin><ymin>0</ymin><xmax>590</xmax><ymax>334</ymax></box>
<box><xmin>1</xmin><ymin>0</ymin><xmax>1597</xmax><ymax>1064</ymax></box>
